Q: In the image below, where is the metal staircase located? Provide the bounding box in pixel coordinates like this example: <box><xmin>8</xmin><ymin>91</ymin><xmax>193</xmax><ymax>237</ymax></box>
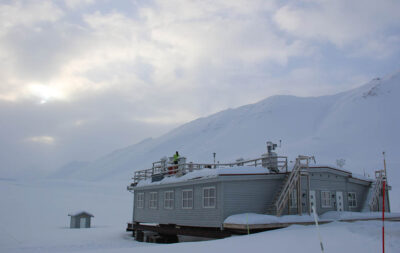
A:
<box><xmin>271</xmin><ymin>156</ymin><xmax>310</xmax><ymax>216</ymax></box>
<box><xmin>363</xmin><ymin>170</ymin><xmax>386</xmax><ymax>211</ymax></box>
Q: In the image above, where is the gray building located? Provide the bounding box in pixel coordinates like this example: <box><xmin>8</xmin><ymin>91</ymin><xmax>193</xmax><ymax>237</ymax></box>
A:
<box><xmin>127</xmin><ymin>143</ymin><xmax>390</xmax><ymax>238</ymax></box>
<box><xmin>68</xmin><ymin>211</ymin><xmax>94</xmax><ymax>228</ymax></box>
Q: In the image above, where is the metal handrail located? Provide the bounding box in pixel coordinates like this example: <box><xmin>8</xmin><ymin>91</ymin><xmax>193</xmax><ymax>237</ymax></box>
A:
<box><xmin>274</xmin><ymin>156</ymin><xmax>310</xmax><ymax>216</ymax></box>
<box><xmin>275</xmin><ymin>160</ymin><xmax>300</xmax><ymax>215</ymax></box>
<box><xmin>132</xmin><ymin>156</ymin><xmax>288</xmax><ymax>183</ymax></box>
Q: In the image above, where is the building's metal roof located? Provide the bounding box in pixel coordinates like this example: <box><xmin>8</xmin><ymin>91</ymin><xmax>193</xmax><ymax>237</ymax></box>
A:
<box><xmin>309</xmin><ymin>164</ymin><xmax>374</xmax><ymax>182</ymax></box>
<box><xmin>68</xmin><ymin>211</ymin><xmax>94</xmax><ymax>217</ymax></box>
<box><xmin>132</xmin><ymin>164</ymin><xmax>375</xmax><ymax>189</ymax></box>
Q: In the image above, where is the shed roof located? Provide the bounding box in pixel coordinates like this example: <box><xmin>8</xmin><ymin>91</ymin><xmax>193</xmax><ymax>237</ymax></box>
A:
<box><xmin>68</xmin><ymin>211</ymin><xmax>94</xmax><ymax>217</ymax></box>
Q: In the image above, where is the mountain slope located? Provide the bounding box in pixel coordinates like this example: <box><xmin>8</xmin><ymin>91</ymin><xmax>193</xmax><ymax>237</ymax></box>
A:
<box><xmin>62</xmin><ymin>94</ymin><xmax>339</xmax><ymax>180</ymax></box>
<box><xmin>55</xmin><ymin>72</ymin><xmax>400</xmax><ymax>189</ymax></box>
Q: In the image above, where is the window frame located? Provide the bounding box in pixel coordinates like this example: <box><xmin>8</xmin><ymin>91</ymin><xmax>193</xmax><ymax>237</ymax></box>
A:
<box><xmin>149</xmin><ymin>192</ymin><xmax>158</xmax><ymax>209</ymax></box>
<box><xmin>348</xmin><ymin>192</ymin><xmax>357</xmax><ymax>208</ymax></box>
<box><xmin>203</xmin><ymin>186</ymin><xmax>216</xmax><ymax>208</ymax></box>
<box><xmin>164</xmin><ymin>190</ymin><xmax>174</xmax><ymax>210</ymax></box>
<box><xmin>182</xmin><ymin>189</ymin><xmax>193</xmax><ymax>209</ymax></box>
<box><xmin>321</xmin><ymin>190</ymin><xmax>331</xmax><ymax>208</ymax></box>
<box><xmin>137</xmin><ymin>192</ymin><xmax>144</xmax><ymax>209</ymax></box>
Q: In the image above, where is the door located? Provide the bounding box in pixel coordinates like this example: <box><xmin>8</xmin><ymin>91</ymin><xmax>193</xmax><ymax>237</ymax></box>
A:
<box><xmin>309</xmin><ymin>190</ymin><xmax>316</xmax><ymax>213</ymax></box>
<box><xmin>80</xmin><ymin>217</ymin><xmax>86</xmax><ymax>228</ymax></box>
<box><xmin>336</xmin><ymin>191</ymin><xmax>344</xmax><ymax>211</ymax></box>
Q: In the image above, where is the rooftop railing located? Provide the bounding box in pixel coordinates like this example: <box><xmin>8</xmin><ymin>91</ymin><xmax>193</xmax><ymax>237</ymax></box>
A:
<box><xmin>132</xmin><ymin>156</ymin><xmax>288</xmax><ymax>184</ymax></box>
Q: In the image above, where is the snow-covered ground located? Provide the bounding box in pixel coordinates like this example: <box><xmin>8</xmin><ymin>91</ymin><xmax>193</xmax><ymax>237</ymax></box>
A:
<box><xmin>0</xmin><ymin>179</ymin><xmax>140</xmax><ymax>253</ymax></box>
<box><xmin>1</xmin><ymin>179</ymin><xmax>400</xmax><ymax>253</ymax></box>
<box><xmin>84</xmin><ymin>221</ymin><xmax>400</xmax><ymax>253</ymax></box>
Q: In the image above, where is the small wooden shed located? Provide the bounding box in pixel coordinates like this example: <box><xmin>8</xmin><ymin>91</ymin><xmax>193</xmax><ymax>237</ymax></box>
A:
<box><xmin>68</xmin><ymin>211</ymin><xmax>94</xmax><ymax>228</ymax></box>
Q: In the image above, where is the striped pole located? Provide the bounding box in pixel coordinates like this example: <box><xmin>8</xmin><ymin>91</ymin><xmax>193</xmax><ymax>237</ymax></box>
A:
<box><xmin>382</xmin><ymin>151</ymin><xmax>386</xmax><ymax>253</ymax></box>
<box><xmin>382</xmin><ymin>180</ymin><xmax>385</xmax><ymax>253</ymax></box>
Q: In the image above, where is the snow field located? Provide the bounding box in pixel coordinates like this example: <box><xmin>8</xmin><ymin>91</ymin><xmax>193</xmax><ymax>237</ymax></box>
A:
<box><xmin>71</xmin><ymin>221</ymin><xmax>400</xmax><ymax>253</ymax></box>
<box><xmin>1</xmin><ymin>179</ymin><xmax>400</xmax><ymax>253</ymax></box>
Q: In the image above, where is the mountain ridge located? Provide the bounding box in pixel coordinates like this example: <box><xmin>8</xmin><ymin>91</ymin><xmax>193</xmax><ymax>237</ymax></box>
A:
<box><xmin>52</xmin><ymin>71</ymin><xmax>400</xmax><ymax>187</ymax></box>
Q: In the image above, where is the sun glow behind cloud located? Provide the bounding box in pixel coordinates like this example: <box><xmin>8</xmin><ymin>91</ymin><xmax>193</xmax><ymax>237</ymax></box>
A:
<box><xmin>28</xmin><ymin>84</ymin><xmax>66</xmax><ymax>104</ymax></box>
<box><xmin>26</xmin><ymin>135</ymin><xmax>55</xmax><ymax>145</ymax></box>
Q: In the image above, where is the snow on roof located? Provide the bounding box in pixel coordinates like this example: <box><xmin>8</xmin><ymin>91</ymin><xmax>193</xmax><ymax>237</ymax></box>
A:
<box><xmin>224</xmin><ymin>213</ymin><xmax>314</xmax><ymax>225</ymax></box>
<box><xmin>135</xmin><ymin>163</ymin><xmax>375</xmax><ymax>187</ymax></box>
<box><xmin>351</xmin><ymin>172</ymin><xmax>374</xmax><ymax>182</ymax></box>
<box><xmin>309</xmin><ymin>164</ymin><xmax>374</xmax><ymax>182</ymax></box>
<box><xmin>68</xmin><ymin>211</ymin><xmax>94</xmax><ymax>217</ymax></box>
<box><xmin>309</xmin><ymin>164</ymin><xmax>352</xmax><ymax>174</ymax></box>
<box><xmin>136</xmin><ymin>166</ymin><xmax>270</xmax><ymax>187</ymax></box>
<box><xmin>216</xmin><ymin>166</ymin><xmax>270</xmax><ymax>175</ymax></box>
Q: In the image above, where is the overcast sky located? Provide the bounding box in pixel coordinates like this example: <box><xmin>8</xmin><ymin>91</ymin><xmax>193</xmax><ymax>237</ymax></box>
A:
<box><xmin>1</xmin><ymin>0</ymin><xmax>400</xmax><ymax>178</ymax></box>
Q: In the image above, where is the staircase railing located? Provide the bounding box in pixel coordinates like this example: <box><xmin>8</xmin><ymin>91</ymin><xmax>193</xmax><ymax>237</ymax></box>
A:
<box><xmin>274</xmin><ymin>156</ymin><xmax>310</xmax><ymax>216</ymax></box>
<box><xmin>368</xmin><ymin>170</ymin><xmax>386</xmax><ymax>210</ymax></box>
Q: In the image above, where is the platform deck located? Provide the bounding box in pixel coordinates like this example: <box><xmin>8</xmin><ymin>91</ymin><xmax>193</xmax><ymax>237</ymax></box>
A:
<box><xmin>223</xmin><ymin>216</ymin><xmax>400</xmax><ymax>233</ymax></box>
<box><xmin>127</xmin><ymin>216</ymin><xmax>400</xmax><ymax>238</ymax></box>
<box><xmin>127</xmin><ymin>223</ymin><xmax>231</xmax><ymax>239</ymax></box>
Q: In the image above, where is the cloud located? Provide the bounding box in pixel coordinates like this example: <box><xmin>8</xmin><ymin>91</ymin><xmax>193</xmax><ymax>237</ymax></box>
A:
<box><xmin>273</xmin><ymin>0</ymin><xmax>400</xmax><ymax>57</ymax></box>
<box><xmin>3</xmin><ymin>0</ymin><xmax>394</xmax><ymax>112</ymax></box>
<box><xmin>0</xmin><ymin>1</ymin><xmax>310</xmax><ymax>104</ymax></box>
<box><xmin>1</xmin><ymin>0</ymin><xmax>399</xmax><ymax>108</ymax></box>
<box><xmin>64</xmin><ymin>0</ymin><xmax>95</xmax><ymax>10</ymax></box>
<box><xmin>0</xmin><ymin>1</ymin><xmax>63</xmax><ymax>36</ymax></box>
<box><xmin>67</xmin><ymin>1</ymin><xmax>312</xmax><ymax>116</ymax></box>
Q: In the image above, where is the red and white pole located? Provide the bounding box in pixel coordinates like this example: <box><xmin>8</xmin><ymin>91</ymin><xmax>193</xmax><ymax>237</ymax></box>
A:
<box><xmin>382</xmin><ymin>151</ymin><xmax>387</xmax><ymax>253</ymax></box>
<box><xmin>382</xmin><ymin>180</ymin><xmax>385</xmax><ymax>253</ymax></box>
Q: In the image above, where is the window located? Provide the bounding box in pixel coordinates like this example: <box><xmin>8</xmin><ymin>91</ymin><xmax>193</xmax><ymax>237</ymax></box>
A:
<box><xmin>137</xmin><ymin>192</ymin><xmax>144</xmax><ymax>209</ymax></box>
<box><xmin>149</xmin><ymin>192</ymin><xmax>158</xmax><ymax>209</ymax></box>
<box><xmin>321</xmin><ymin>191</ymin><xmax>331</xmax><ymax>208</ymax></box>
<box><xmin>203</xmin><ymin>187</ymin><xmax>216</xmax><ymax>208</ymax></box>
<box><xmin>164</xmin><ymin>191</ymin><xmax>174</xmax><ymax>209</ymax></box>
<box><xmin>182</xmin><ymin>189</ymin><xmax>193</xmax><ymax>209</ymax></box>
<box><xmin>290</xmin><ymin>189</ymin><xmax>297</xmax><ymax>208</ymax></box>
<box><xmin>348</xmin><ymin>192</ymin><xmax>357</xmax><ymax>208</ymax></box>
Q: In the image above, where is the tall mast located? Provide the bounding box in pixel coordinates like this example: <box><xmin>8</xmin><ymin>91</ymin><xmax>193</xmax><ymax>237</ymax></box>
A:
<box><xmin>383</xmin><ymin>151</ymin><xmax>387</xmax><ymax>181</ymax></box>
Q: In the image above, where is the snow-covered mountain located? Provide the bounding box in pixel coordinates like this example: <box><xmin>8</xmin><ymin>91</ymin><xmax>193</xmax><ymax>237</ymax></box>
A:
<box><xmin>54</xmin><ymin>72</ymin><xmax>400</xmax><ymax>189</ymax></box>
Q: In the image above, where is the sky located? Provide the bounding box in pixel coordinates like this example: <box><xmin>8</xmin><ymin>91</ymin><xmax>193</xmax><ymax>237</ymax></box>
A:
<box><xmin>1</xmin><ymin>0</ymin><xmax>400</xmax><ymax>178</ymax></box>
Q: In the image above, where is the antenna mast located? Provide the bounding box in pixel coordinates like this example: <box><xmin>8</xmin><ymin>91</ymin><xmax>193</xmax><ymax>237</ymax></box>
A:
<box><xmin>383</xmin><ymin>152</ymin><xmax>388</xmax><ymax>181</ymax></box>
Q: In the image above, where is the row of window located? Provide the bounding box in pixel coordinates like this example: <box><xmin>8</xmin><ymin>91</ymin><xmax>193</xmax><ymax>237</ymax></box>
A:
<box><xmin>289</xmin><ymin>190</ymin><xmax>357</xmax><ymax>208</ymax></box>
<box><xmin>320</xmin><ymin>191</ymin><xmax>357</xmax><ymax>208</ymax></box>
<box><xmin>298</xmin><ymin>190</ymin><xmax>357</xmax><ymax>208</ymax></box>
<box><xmin>136</xmin><ymin>187</ymin><xmax>216</xmax><ymax>209</ymax></box>
<box><xmin>138</xmin><ymin>188</ymin><xmax>357</xmax><ymax>210</ymax></box>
